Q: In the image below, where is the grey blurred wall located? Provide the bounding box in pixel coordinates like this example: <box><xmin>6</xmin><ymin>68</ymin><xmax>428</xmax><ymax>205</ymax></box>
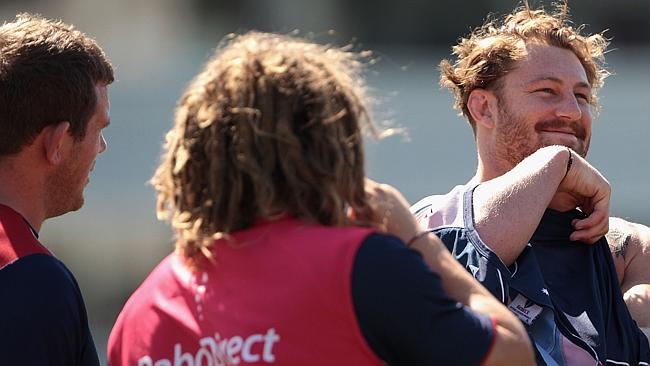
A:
<box><xmin>0</xmin><ymin>1</ymin><xmax>648</xmax><ymax>364</ymax></box>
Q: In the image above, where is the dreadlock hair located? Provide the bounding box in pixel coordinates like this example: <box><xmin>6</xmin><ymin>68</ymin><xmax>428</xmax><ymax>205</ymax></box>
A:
<box><xmin>152</xmin><ymin>32</ymin><xmax>377</xmax><ymax>267</ymax></box>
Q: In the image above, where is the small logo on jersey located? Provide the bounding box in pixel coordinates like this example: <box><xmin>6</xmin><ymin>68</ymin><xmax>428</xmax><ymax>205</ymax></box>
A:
<box><xmin>508</xmin><ymin>294</ymin><xmax>543</xmax><ymax>325</ymax></box>
<box><xmin>524</xmin><ymin>299</ymin><xmax>535</xmax><ymax>308</ymax></box>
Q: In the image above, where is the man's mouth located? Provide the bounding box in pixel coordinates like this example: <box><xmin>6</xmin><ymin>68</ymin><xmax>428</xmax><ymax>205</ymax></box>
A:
<box><xmin>535</xmin><ymin>120</ymin><xmax>586</xmax><ymax>141</ymax></box>
<box><xmin>539</xmin><ymin>129</ymin><xmax>580</xmax><ymax>145</ymax></box>
<box><xmin>540</xmin><ymin>127</ymin><xmax>575</xmax><ymax>136</ymax></box>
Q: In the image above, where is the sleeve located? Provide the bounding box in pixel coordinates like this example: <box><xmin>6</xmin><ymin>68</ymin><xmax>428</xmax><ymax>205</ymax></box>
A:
<box><xmin>434</xmin><ymin>226</ymin><xmax>512</xmax><ymax>304</ymax></box>
<box><xmin>0</xmin><ymin>254</ymin><xmax>100</xmax><ymax>366</ymax></box>
<box><xmin>352</xmin><ymin>233</ymin><xmax>496</xmax><ymax>366</ymax></box>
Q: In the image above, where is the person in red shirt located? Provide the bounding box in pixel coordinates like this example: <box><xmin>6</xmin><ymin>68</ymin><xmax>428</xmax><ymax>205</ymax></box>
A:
<box><xmin>0</xmin><ymin>13</ymin><xmax>114</xmax><ymax>365</ymax></box>
<box><xmin>107</xmin><ymin>31</ymin><xmax>533</xmax><ymax>366</ymax></box>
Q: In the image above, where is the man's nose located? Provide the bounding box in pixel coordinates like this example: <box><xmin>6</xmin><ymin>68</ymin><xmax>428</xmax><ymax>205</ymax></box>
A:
<box><xmin>99</xmin><ymin>133</ymin><xmax>107</xmax><ymax>153</ymax></box>
<box><xmin>555</xmin><ymin>93</ymin><xmax>582</xmax><ymax>121</ymax></box>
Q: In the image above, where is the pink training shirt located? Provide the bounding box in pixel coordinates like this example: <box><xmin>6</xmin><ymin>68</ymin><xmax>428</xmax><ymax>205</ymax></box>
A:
<box><xmin>108</xmin><ymin>217</ymin><xmax>384</xmax><ymax>366</ymax></box>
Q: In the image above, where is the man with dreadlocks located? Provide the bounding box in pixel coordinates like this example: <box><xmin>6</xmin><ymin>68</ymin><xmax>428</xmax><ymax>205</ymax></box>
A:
<box><xmin>107</xmin><ymin>32</ymin><xmax>534</xmax><ymax>365</ymax></box>
<box><xmin>412</xmin><ymin>1</ymin><xmax>650</xmax><ymax>365</ymax></box>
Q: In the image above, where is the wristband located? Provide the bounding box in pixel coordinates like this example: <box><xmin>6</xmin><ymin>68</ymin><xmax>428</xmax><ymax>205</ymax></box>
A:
<box><xmin>406</xmin><ymin>231</ymin><xmax>431</xmax><ymax>247</ymax></box>
<box><xmin>563</xmin><ymin>147</ymin><xmax>573</xmax><ymax>179</ymax></box>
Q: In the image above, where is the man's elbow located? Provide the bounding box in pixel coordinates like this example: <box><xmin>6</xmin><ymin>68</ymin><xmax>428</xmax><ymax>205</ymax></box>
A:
<box><xmin>504</xmin><ymin>326</ymin><xmax>535</xmax><ymax>366</ymax></box>
<box><xmin>624</xmin><ymin>284</ymin><xmax>650</xmax><ymax>330</ymax></box>
<box><xmin>483</xmin><ymin>325</ymin><xmax>534</xmax><ymax>366</ymax></box>
<box><xmin>516</xmin><ymin>334</ymin><xmax>535</xmax><ymax>366</ymax></box>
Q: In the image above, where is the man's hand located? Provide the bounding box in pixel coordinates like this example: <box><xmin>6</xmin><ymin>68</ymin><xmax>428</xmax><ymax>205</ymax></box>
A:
<box><xmin>551</xmin><ymin>148</ymin><xmax>611</xmax><ymax>244</ymax></box>
<box><xmin>349</xmin><ymin>179</ymin><xmax>419</xmax><ymax>243</ymax></box>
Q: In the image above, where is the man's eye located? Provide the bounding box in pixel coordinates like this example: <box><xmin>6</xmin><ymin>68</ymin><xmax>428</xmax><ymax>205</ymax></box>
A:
<box><xmin>536</xmin><ymin>88</ymin><xmax>554</xmax><ymax>94</ymax></box>
<box><xmin>575</xmin><ymin>93</ymin><xmax>590</xmax><ymax>103</ymax></box>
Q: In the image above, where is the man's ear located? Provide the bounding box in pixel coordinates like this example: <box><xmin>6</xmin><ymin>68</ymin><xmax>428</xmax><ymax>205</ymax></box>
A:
<box><xmin>467</xmin><ymin>89</ymin><xmax>498</xmax><ymax>129</ymax></box>
<box><xmin>42</xmin><ymin>122</ymin><xmax>71</xmax><ymax>165</ymax></box>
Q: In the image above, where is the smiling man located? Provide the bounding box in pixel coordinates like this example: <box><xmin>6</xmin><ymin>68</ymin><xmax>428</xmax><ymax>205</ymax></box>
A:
<box><xmin>412</xmin><ymin>2</ymin><xmax>650</xmax><ymax>365</ymax></box>
<box><xmin>0</xmin><ymin>14</ymin><xmax>113</xmax><ymax>365</ymax></box>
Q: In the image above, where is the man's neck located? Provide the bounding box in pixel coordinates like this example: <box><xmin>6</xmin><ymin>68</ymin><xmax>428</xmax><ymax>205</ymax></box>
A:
<box><xmin>0</xmin><ymin>195</ymin><xmax>44</xmax><ymax>233</ymax></box>
<box><xmin>474</xmin><ymin>158</ymin><xmax>510</xmax><ymax>183</ymax></box>
<box><xmin>0</xmin><ymin>160</ymin><xmax>45</xmax><ymax>232</ymax></box>
<box><xmin>474</xmin><ymin>138</ymin><xmax>514</xmax><ymax>183</ymax></box>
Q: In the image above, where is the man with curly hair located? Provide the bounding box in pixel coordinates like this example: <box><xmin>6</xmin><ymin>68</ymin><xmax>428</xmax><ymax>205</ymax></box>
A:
<box><xmin>0</xmin><ymin>13</ymin><xmax>113</xmax><ymax>366</ymax></box>
<box><xmin>107</xmin><ymin>32</ymin><xmax>535</xmax><ymax>365</ymax></box>
<box><xmin>412</xmin><ymin>2</ymin><xmax>650</xmax><ymax>365</ymax></box>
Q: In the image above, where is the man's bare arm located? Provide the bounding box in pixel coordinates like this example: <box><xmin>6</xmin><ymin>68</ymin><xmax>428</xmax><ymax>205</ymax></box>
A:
<box><xmin>473</xmin><ymin>145</ymin><xmax>610</xmax><ymax>266</ymax></box>
<box><xmin>361</xmin><ymin>180</ymin><xmax>534</xmax><ymax>365</ymax></box>
<box><xmin>409</xmin><ymin>233</ymin><xmax>534</xmax><ymax>366</ymax></box>
<box><xmin>607</xmin><ymin>218</ymin><xmax>650</xmax><ymax>329</ymax></box>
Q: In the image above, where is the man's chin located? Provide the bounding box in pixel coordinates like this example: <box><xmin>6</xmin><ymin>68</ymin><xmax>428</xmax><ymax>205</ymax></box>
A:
<box><xmin>47</xmin><ymin>197</ymin><xmax>85</xmax><ymax>219</ymax></box>
<box><xmin>69</xmin><ymin>197</ymin><xmax>85</xmax><ymax>212</ymax></box>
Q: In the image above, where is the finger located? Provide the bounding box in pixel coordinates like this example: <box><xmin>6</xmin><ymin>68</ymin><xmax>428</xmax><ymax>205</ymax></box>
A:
<box><xmin>364</xmin><ymin>177</ymin><xmax>379</xmax><ymax>187</ymax></box>
<box><xmin>571</xmin><ymin>212</ymin><xmax>606</xmax><ymax>239</ymax></box>
<box><xmin>570</xmin><ymin>228</ymin><xmax>598</xmax><ymax>244</ymax></box>
<box><xmin>573</xmin><ymin>201</ymin><xmax>607</xmax><ymax>231</ymax></box>
<box><xmin>346</xmin><ymin>206</ymin><xmax>356</xmax><ymax>221</ymax></box>
<box><xmin>570</xmin><ymin>218</ymin><xmax>608</xmax><ymax>243</ymax></box>
<box><xmin>573</xmin><ymin>214</ymin><xmax>599</xmax><ymax>231</ymax></box>
<box><xmin>571</xmin><ymin>216</ymin><xmax>607</xmax><ymax>239</ymax></box>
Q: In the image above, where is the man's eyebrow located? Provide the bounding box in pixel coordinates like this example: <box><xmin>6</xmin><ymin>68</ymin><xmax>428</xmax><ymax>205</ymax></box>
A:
<box><xmin>527</xmin><ymin>76</ymin><xmax>591</xmax><ymax>89</ymax></box>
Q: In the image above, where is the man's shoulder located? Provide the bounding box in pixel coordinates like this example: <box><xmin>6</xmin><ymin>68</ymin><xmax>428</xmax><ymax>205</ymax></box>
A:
<box><xmin>108</xmin><ymin>252</ymin><xmax>188</xmax><ymax>360</ymax></box>
<box><xmin>113</xmin><ymin>253</ymin><xmax>177</xmax><ymax>321</ymax></box>
<box><xmin>0</xmin><ymin>253</ymin><xmax>99</xmax><ymax>365</ymax></box>
<box><xmin>607</xmin><ymin>217</ymin><xmax>650</xmax><ymax>258</ymax></box>
<box><xmin>0</xmin><ymin>254</ymin><xmax>88</xmax><ymax>341</ymax></box>
<box><xmin>411</xmin><ymin>184</ymin><xmax>467</xmax><ymax>230</ymax></box>
<box><xmin>0</xmin><ymin>254</ymin><xmax>80</xmax><ymax>302</ymax></box>
<box><xmin>0</xmin><ymin>204</ymin><xmax>51</xmax><ymax>269</ymax></box>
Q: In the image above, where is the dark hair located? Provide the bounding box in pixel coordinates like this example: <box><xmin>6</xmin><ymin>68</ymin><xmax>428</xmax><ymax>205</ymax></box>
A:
<box><xmin>0</xmin><ymin>13</ymin><xmax>114</xmax><ymax>155</ymax></box>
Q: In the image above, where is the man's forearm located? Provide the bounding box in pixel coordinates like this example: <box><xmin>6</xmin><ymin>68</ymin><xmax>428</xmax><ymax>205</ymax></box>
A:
<box><xmin>409</xmin><ymin>233</ymin><xmax>534</xmax><ymax>365</ymax></box>
<box><xmin>473</xmin><ymin>146</ymin><xmax>571</xmax><ymax>265</ymax></box>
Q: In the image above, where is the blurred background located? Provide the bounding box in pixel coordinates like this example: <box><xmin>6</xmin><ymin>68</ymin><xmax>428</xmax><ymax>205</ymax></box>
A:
<box><xmin>0</xmin><ymin>0</ymin><xmax>648</xmax><ymax>363</ymax></box>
